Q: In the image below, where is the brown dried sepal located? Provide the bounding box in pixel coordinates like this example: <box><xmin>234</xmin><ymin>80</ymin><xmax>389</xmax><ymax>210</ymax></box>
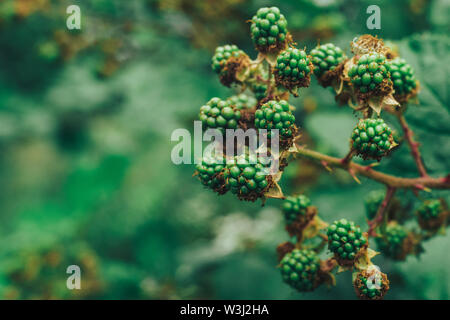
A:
<box><xmin>285</xmin><ymin>206</ymin><xmax>318</xmax><ymax>238</ymax></box>
<box><xmin>418</xmin><ymin>209</ymin><xmax>447</xmax><ymax>232</ymax></box>
<box><xmin>255</xmin><ymin>33</ymin><xmax>293</xmax><ymax>55</ymax></box>
<box><xmin>395</xmin><ymin>232</ymin><xmax>423</xmax><ymax>261</ymax></box>
<box><xmin>317</xmin><ymin>59</ymin><xmax>348</xmax><ymax>88</ymax></box>
<box><xmin>236</xmin><ymin>175</ymin><xmax>274</xmax><ymax>202</ymax></box>
<box><xmin>219</xmin><ymin>54</ymin><xmax>251</xmax><ymax>87</ymax></box>
<box><xmin>354</xmin><ymin>268</ymin><xmax>390</xmax><ymax>300</ymax></box>
<box><xmin>354</xmin><ymin>78</ymin><xmax>394</xmax><ymax>105</ymax></box>
<box><xmin>351</xmin><ymin>34</ymin><xmax>397</xmax><ymax>59</ymax></box>
<box><xmin>276</xmin><ymin>242</ymin><xmax>296</xmax><ymax>262</ymax></box>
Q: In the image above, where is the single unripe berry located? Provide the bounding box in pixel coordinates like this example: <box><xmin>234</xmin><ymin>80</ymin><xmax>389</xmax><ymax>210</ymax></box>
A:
<box><xmin>354</xmin><ymin>266</ymin><xmax>389</xmax><ymax>300</ymax></box>
<box><xmin>195</xmin><ymin>154</ymin><xmax>229</xmax><ymax>194</ymax></box>
<box><xmin>227</xmin><ymin>94</ymin><xmax>257</xmax><ymax>110</ymax></box>
<box><xmin>327</xmin><ymin>219</ymin><xmax>367</xmax><ymax>265</ymax></box>
<box><xmin>199</xmin><ymin>97</ymin><xmax>242</xmax><ymax>133</ymax></box>
<box><xmin>255</xmin><ymin>100</ymin><xmax>296</xmax><ymax>138</ymax></box>
<box><xmin>386</xmin><ymin>58</ymin><xmax>418</xmax><ymax>97</ymax></box>
<box><xmin>211</xmin><ymin>45</ymin><xmax>250</xmax><ymax>87</ymax></box>
<box><xmin>251</xmin><ymin>7</ymin><xmax>289</xmax><ymax>54</ymax></box>
<box><xmin>224</xmin><ymin>153</ymin><xmax>272</xmax><ymax>201</ymax></box>
<box><xmin>348</xmin><ymin>53</ymin><xmax>391</xmax><ymax>94</ymax></box>
<box><xmin>282</xmin><ymin>195</ymin><xmax>312</xmax><ymax>225</ymax></box>
<box><xmin>375</xmin><ymin>223</ymin><xmax>411</xmax><ymax>260</ymax></box>
<box><xmin>417</xmin><ymin>199</ymin><xmax>445</xmax><ymax>231</ymax></box>
<box><xmin>350</xmin><ymin>118</ymin><xmax>396</xmax><ymax>160</ymax></box>
<box><xmin>310</xmin><ymin>43</ymin><xmax>346</xmax><ymax>77</ymax></box>
<box><xmin>275</xmin><ymin>47</ymin><xmax>312</xmax><ymax>91</ymax></box>
<box><xmin>279</xmin><ymin>249</ymin><xmax>321</xmax><ymax>292</ymax></box>
<box><xmin>364</xmin><ymin>190</ymin><xmax>386</xmax><ymax>220</ymax></box>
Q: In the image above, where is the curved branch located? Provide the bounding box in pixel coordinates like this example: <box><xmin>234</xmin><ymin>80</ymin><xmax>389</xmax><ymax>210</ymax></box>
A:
<box><xmin>296</xmin><ymin>146</ymin><xmax>450</xmax><ymax>189</ymax></box>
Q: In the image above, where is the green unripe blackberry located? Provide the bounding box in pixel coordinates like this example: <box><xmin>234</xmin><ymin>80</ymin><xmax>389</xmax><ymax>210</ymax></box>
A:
<box><xmin>417</xmin><ymin>199</ymin><xmax>445</xmax><ymax>231</ymax></box>
<box><xmin>348</xmin><ymin>53</ymin><xmax>391</xmax><ymax>94</ymax></box>
<box><xmin>386</xmin><ymin>58</ymin><xmax>418</xmax><ymax>97</ymax></box>
<box><xmin>199</xmin><ymin>97</ymin><xmax>241</xmax><ymax>133</ymax></box>
<box><xmin>279</xmin><ymin>249</ymin><xmax>321</xmax><ymax>292</ymax></box>
<box><xmin>211</xmin><ymin>45</ymin><xmax>250</xmax><ymax>87</ymax></box>
<box><xmin>251</xmin><ymin>82</ymin><xmax>268</xmax><ymax>101</ymax></box>
<box><xmin>364</xmin><ymin>190</ymin><xmax>385</xmax><ymax>220</ymax></box>
<box><xmin>275</xmin><ymin>47</ymin><xmax>313</xmax><ymax>90</ymax></box>
<box><xmin>195</xmin><ymin>154</ymin><xmax>228</xmax><ymax>194</ymax></box>
<box><xmin>327</xmin><ymin>219</ymin><xmax>367</xmax><ymax>265</ymax></box>
<box><xmin>282</xmin><ymin>195</ymin><xmax>312</xmax><ymax>225</ymax></box>
<box><xmin>224</xmin><ymin>153</ymin><xmax>272</xmax><ymax>201</ymax></box>
<box><xmin>310</xmin><ymin>43</ymin><xmax>346</xmax><ymax>78</ymax></box>
<box><xmin>354</xmin><ymin>266</ymin><xmax>389</xmax><ymax>300</ymax></box>
<box><xmin>251</xmin><ymin>7</ymin><xmax>289</xmax><ymax>54</ymax></box>
<box><xmin>227</xmin><ymin>94</ymin><xmax>257</xmax><ymax>110</ymax></box>
<box><xmin>351</xmin><ymin>118</ymin><xmax>396</xmax><ymax>160</ymax></box>
<box><xmin>254</xmin><ymin>100</ymin><xmax>296</xmax><ymax>138</ymax></box>
<box><xmin>375</xmin><ymin>223</ymin><xmax>409</xmax><ymax>260</ymax></box>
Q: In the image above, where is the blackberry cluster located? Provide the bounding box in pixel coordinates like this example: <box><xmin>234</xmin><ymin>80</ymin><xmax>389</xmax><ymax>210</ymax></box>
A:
<box><xmin>327</xmin><ymin>219</ymin><xmax>367</xmax><ymax>265</ymax></box>
<box><xmin>279</xmin><ymin>249</ymin><xmax>321</xmax><ymax>292</ymax></box>
<box><xmin>254</xmin><ymin>100</ymin><xmax>296</xmax><ymax>138</ymax></box>
<box><xmin>195</xmin><ymin>155</ymin><xmax>228</xmax><ymax>194</ymax></box>
<box><xmin>250</xmin><ymin>7</ymin><xmax>288</xmax><ymax>53</ymax></box>
<box><xmin>199</xmin><ymin>97</ymin><xmax>241</xmax><ymax>133</ymax></box>
<box><xmin>224</xmin><ymin>154</ymin><xmax>271</xmax><ymax>200</ymax></box>
<box><xmin>375</xmin><ymin>224</ymin><xmax>409</xmax><ymax>260</ymax></box>
<box><xmin>386</xmin><ymin>58</ymin><xmax>418</xmax><ymax>96</ymax></box>
<box><xmin>354</xmin><ymin>267</ymin><xmax>389</xmax><ymax>300</ymax></box>
<box><xmin>417</xmin><ymin>199</ymin><xmax>445</xmax><ymax>231</ymax></box>
<box><xmin>275</xmin><ymin>47</ymin><xmax>312</xmax><ymax>90</ymax></box>
<box><xmin>227</xmin><ymin>94</ymin><xmax>257</xmax><ymax>110</ymax></box>
<box><xmin>351</xmin><ymin>118</ymin><xmax>395</xmax><ymax>160</ymax></box>
<box><xmin>310</xmin><ymin>43</ymin><xmax>346</xmax><ymax>77</ymax></box>
<box><xmin>348</xmin><ymin>53</ymin><xmax>391</xmax><ymax>94</ymax></box>
<box><xmin>282</xmin><ymin>195</ymin><xmax>311</xmax><ymax>225</ymax></box>
<box><xmin>364</xmin><ymin>190</ymin><xmax>385</xmax><ymax>220</ymax></box>
<box><xmin>211</xmin><ymin>45</ymin><xmax>245</xmax><ymax>75</ymax></box>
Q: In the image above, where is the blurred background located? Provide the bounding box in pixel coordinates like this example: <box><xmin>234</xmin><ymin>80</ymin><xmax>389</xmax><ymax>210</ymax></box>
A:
<box><xmin>0</xmin><ymin>0</ymin><xmax>448</xmax><ymax>299</ymax></box>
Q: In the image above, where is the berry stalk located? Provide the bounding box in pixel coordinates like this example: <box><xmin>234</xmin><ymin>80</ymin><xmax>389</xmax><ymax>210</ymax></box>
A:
<box><xmin>396</xmin><ymin>112</ymin><xmax>428</xmax><ymax>177</ymax></box>
<box><xmin>367</xmin><ymin>187</ymin><xmax>396</xmax><ymax>236</ymax></box>
<box><xmin>295</xmin><ymin>146</ymin><xmax>450</xmax><ymax>189</ymax></box>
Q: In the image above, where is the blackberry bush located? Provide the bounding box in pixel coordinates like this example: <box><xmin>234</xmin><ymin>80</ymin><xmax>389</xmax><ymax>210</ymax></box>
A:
<box><xmin>386</xmin><ymin>57</ymin><xmax>418</xmax><ymax>102</ymax></box>
<box><xmin>254</xmin><ymin>100</ymin><xmax>296</xmax><ymax>139</ymax></box>
<box><xmin>195</xmin><ymin>10</ymin><xmax>449</xmax><ymax>300</ymax></box>
<box><xmin>250</xmin><ymin>7</ymin><xmax>289</xmax><ymax>54</ymax></box>
<box><xmin>199</xmin><ymin>97</ymin><xmax>241</xmax><ymax>133</ymax></box>
<box><xmin>274</xmin><ymin>47</ymin><xmax>313</xmax><ymax>92</ymax></box>
<box><xmin>353</xmin><ymin>266</ymin><xmax>389</xmax><ymax>300</ymax></box>
<box><xmin>327</xmin><ymin>219</ymin><xmax>367</xmax><ymax>266</ymax></box>
<box><xmin>348</xmin><ymin>52</ymin><xmax>391</xmax><ymax>95</ymax></box>
<box><xmin>350</xmin><ymin>118</ymin><xmax>396</xmax><ymax>160</ymax></box>
<box><xmin>279</xmin><ymin>249</ymin><xmax>321</xmax><ymax>292</ymax></box>
<box><xmin>310</xmin><ymin>43</ymin><xmax>346</xmax><ymax>85</ymax></box>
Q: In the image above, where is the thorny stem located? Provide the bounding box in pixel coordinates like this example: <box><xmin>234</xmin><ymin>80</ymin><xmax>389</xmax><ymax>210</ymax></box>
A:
<box><xmin>396</xmin><ymin>112</ymin><xmax>428</xmax><ymax>177</ymax></box>
<box><xmin>367</xmin><ymin>187</ymin><xmax>396</xmax><ymax>236</ymax></box>
<box><xmin>295</xmin><ymin>146</ymin><xmax>450</xmax><ymax>190</ymax></box>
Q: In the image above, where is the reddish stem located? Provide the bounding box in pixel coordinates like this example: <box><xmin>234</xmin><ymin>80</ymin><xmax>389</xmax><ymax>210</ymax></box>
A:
<box><xmin>368</xmin><ymin>187</ymin><xmax>396</xmax><ymax>236</ymax></box>
<box><xmin>397</xmin><ymin>113</ymin><xmax>428</xmax><ymax>177</ymax></box>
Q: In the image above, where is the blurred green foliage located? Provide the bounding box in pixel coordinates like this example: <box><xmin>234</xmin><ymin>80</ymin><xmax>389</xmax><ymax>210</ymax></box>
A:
<box><xmin>0</xmin><ymin>0</ymin><xmax>448</xmax><ymax>299</ymax></box>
